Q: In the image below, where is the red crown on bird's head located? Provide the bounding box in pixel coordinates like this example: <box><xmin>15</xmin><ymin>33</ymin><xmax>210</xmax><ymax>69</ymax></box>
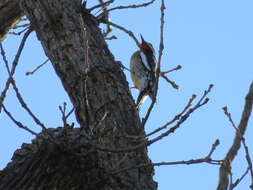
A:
<box><xmin>140</xmin><ymin>34</ymin><xmax>151</xmax><ymax>51</ymax></box>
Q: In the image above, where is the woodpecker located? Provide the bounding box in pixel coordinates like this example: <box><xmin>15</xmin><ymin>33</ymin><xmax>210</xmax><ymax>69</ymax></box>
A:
<box><xmin>130</xmin><ymin>35</ymin><xmax>157</xmax><ymax>110</ymax></box>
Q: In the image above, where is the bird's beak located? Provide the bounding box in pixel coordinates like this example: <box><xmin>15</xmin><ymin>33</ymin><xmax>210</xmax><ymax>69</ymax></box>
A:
<box><xmin>140</xmin><ymin>34</ymin><xmax>145</xmax><ymax>43</ymax></box>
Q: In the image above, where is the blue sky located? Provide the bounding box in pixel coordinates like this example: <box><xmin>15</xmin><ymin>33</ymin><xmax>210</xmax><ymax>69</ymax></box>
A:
<box><xmin>1</xmin><ymin>0</ymin><xmax>253</xmax><ymax>189</ymax></box>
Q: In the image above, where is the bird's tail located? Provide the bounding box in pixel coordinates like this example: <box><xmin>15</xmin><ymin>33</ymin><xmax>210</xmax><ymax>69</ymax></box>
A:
<box><xmin>136</xmin><ymin>93</ymin><xmax>148</xmax><ymax>111</ymax></box>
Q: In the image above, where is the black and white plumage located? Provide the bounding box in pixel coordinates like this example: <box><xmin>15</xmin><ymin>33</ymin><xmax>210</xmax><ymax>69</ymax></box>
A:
<box><xmin>130</xmin><ymin>35</ymin><xmax>157</xmax><ymax>110</ymax></box>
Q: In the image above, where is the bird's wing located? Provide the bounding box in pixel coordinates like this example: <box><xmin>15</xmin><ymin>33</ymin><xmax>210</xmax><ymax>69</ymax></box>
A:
<box><xmin>140</xmin><ymin>51</ymin><xmax>151</xmax><ymax>71</ymax></box>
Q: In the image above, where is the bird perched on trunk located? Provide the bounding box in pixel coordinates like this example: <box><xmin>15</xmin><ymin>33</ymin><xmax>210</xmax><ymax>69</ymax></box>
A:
<box><xmin>130</xmin><ymin>35</ymin><xmax>158</xmax><ymax>110</ymax></box>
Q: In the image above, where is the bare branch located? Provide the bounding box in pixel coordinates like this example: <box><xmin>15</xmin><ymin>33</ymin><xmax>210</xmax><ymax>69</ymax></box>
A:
<box><xmin>242</xmin><ymin>138</ymin><xmax>253</xmax><ymax>189</ymax></box>
<box><xmin>11</xmin><ymin>23</ymin><xmax>30</xmax><ymax>30</ymax></box>
<box><xmin>156</xmin><ymin>0</ymin><xmax>165</xmax><ymax>76</ymax></box>
<box><xmin>104</xmin><ymin>35</ymin><xmax>117</xmax><ymax>40</ymax></box>
<box><xmin>222</xmin><ymin>106</ymin><xmax>237</xmax><ymax>130</ymax></box>
<box><xmin>107</xmin><ymin>0</ymin><xmax>156</xmax><ymax>12</ymax></box>
<box><xmin>116</xmin><ymin>61</ymin><xmax>130</xmax><ymax>72</ymax></box>
<box><xmin>146</xmin><ymin>94</ymin><xmax>196</xmax><ymax>137</ymax></box>
<box><xmin>223</xmin><ymin>105</ymin><xmax>253</xmax><ymax>189</ymax></box>
<box><xmin>159</xmin><ymin>65</ymin><xmax>182</xmax><ymax>89</ymax></box>
<box><xmin>141</xmin><ymin>99</ymin><xmax>156</xmax><ymax>128</ymax></box>
<box><xmin>161</xmin><ymin>65</ymin><xmax>182</xmax><ymax>74</ymax></box>
<box><xmin>95</xmin><ymin>85</ymin><xmax>212</xmax><ymax>153</ymax></box>
<box><xmin>109</xmin><ymin>139</ymin><xmax>221</xmax><ymax>175</ymax></box>
<box><xmin>106</xmin><ymin>21</ymin><xmax>140</xmax><ymax>47</ymax></box>
<box><xmin>0</xmin><ymin>43</ymin><xmax>11</xmax><ymax>74</ymax></box>
<box><xmin>147</xmin><ymin>85</ymin><xmax>212</xmax><ymax>146</ymax></box>
<box><xmin>2</xmin><ymin>104</ymin><xmax>38</xmax><ymax>136</ymax></box>
<box><xmin>141</xmin><ymin>0</ymin><xmax>166</xmax><ymax>128</ymax></box>
<box><xmin>88</xmin><ymin>0</ymin><xmax>115</xmax><ymax>12</ymax></box>
<box><xmin>98</xmin><ymin>0</ymin><xmax>112</xmax><ymax>37</ymax></box>
<box><xmin>59</xmin><ymin>102</ymin><xmax>75</xmax><ymax>127</ymax></box>
<box><xmin>206</xmin><ymin>139</ymin><xmax>220</xmax><ymax>158</ymax></box>
<box><xmin>160</xmin><ymin>74</ymin><xmax>179</xmax><ymax>89</ymax></box>
<box><xmin>0</xmin><ymin>28</ymin><xmax>33</xmax><ymax>113</ymax></box>
<box><xmin>217</xmin><ymin>82</ymin><xmax>253</xmax><ymax>190</ymax></box>
<box><xmin>229</xmin><ymin>167</ymin><xmax>249</xmax><ymax>190</ymax></box>
<box><xmin>11</xmin><ymin>78</ymin><xmax>47</xmax><ymax>131</ymax></box>
<box><xmin>26</xmin><ymin>59</ymin><xmax>49</xmax><ymax>76</ymax></box>
<box><xmin>9</xmin><ymin>27</ymin><xmax>30</xmax><ymax>36</ymax></box>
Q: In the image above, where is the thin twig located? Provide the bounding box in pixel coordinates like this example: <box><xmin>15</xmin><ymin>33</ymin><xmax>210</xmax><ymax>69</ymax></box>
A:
<box><xmin>147</xmin><ymin>85</ymin><xmax>212</xmax><ymax>146</ymax></box>
<box><xmin>0</xmin><ymin>28</ymin><xmax>33</xmax><ymax>113</ymax></box>
<box><xmin>9</xmin><ymin>27</ymin><xmax>30</xmax><ymax>36</ymax></box>
<box><xmin>107</xmin><ymin>0</ymin><xmax>156</xmax><ymax>12</ymax></box>
<box><xmin>104</xmin><ymin>35</ymin><xmax>117</xmax><ymax>40</ymax></box>
<box><xmin>141</xmin><ymin>0</ymin><xmax>166</xmax><ymax>128</ymax></box>
<box><xmin>222</xmin><ymin>106</ymin><xmax>237</xmax><ymax>130</ymax></box>
<box><xmin>141</xmin><ymin>100</ymin><xmax>156</xmax><ymax>128</ymax></box>
<box><xmin>242</xmin><ymin>138</ymin><xmax>253</xmax><ymax>189</ymax></box>
<box><xmin>0</xmin><ymin>43</ymin><xmax>11</xmax><ymax>74</ymax></box>
<box><xmin>98</xmin><ymin>0</ymin><xmax>112</xmax><ymax>37</ymax></box>
<box><xmin>156</xmin><ymin>0</ymin><xmax>165</xmax><ymax>76</ymax></box>
<box><xmin>11</xmin><ymin>78</ymin><xmax>47</xmax><ymax>131</ymax></box>
<box><xmin>26</xmin><ymin>59</ymin><xmax>49</xmax><ymax>76</ymax></box>
<box><xmin>10</xmin><ymin>78</ymin><xmax>56</xmax><ymax>143</ymax></box>
<box><xmin>106</xmin><ymin>21</ymin><xmax>140</xmax><ymax>47</ymax></box>
<box><xmin>2</xmin><ymin>104</ymin><xmax>38</xmax><ymax>136</ymax></box>
<box><xmin>160</xmin><ymin>74</ymin><xmax>179</xmax><ymax>89</ymax></box>
<box><xmin>159</xmin><ymin>65</ymin><xmax>182</xmax><ymax>89</ymax></box>
<box><xmin>229</xmin><ymin>167</ymin><xmax>250</xmax><ymax>190</ymax></box>
<box><xmin>206</xmin><ymin>139</ymin><xmax>220</xmax><ymax>158</ymax></box>
<box><xmin>12</xmin><ymin>23</ymin><xmax>30</xmax><ymax>29</ymax></box>
<box><xmin>161</xmin><ymin>65</ymin><xmax>182</xmax><ymax>74</ymax></box>
<box><xmin>95</xmin><ymin>85</ymin><xmax>212</xmax><ymax>153</ymax></box>
<box><xmin>146</xmin><ymin>94</ymin><xmax>196</xmax><ymax>137</ymax></box>
<box><xmin>116</xmin><ymin>61</ymin><xmax>130</xmax><ymax>72</ymax></box>
<box><xmin>59</xmin><ymin>102</ymin><xmax>75</xmax><ymax>127</ymax></box>
<box><xmin>88</xmin><ymin>0</ymin><xmax>114</xmax><ymax>12</ymax></box>
<box><xmin>109</xmin><ymin>139</ymin><xmax>221</xmax><ymax>175</ymax></box>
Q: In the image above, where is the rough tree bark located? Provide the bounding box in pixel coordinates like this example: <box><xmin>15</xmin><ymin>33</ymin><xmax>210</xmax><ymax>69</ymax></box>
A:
<box><xmin>0</xmin><ymin>0</ymin><xmax>157</xmax><ymax>189</ymax></box>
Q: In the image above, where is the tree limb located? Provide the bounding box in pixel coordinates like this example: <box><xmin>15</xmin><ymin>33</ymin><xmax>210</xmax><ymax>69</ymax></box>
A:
<box><xmin>217</xmin><ymin>82</ymin><xmax>253</xmax><ymax>190</ymax></box>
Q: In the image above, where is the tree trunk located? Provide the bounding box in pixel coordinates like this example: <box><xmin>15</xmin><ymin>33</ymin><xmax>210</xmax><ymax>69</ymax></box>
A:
<box><xmin>0</xmin><ymin>0</ymin><xmax>157</xmax><ymax>189</ymax></box>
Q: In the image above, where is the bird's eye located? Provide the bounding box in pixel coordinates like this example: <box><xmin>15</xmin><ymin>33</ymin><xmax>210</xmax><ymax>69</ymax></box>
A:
<box><xmin>147</xmin><ymin>43</ymin><xmax>155</xmax><ymax>54</ymax></box>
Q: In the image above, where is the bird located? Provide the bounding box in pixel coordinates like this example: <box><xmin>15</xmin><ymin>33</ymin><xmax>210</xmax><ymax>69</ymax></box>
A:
<box><xmin>130</xmin><ymin>35</ymin><xmax>157</xmax><ymax>110</ymax></box>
